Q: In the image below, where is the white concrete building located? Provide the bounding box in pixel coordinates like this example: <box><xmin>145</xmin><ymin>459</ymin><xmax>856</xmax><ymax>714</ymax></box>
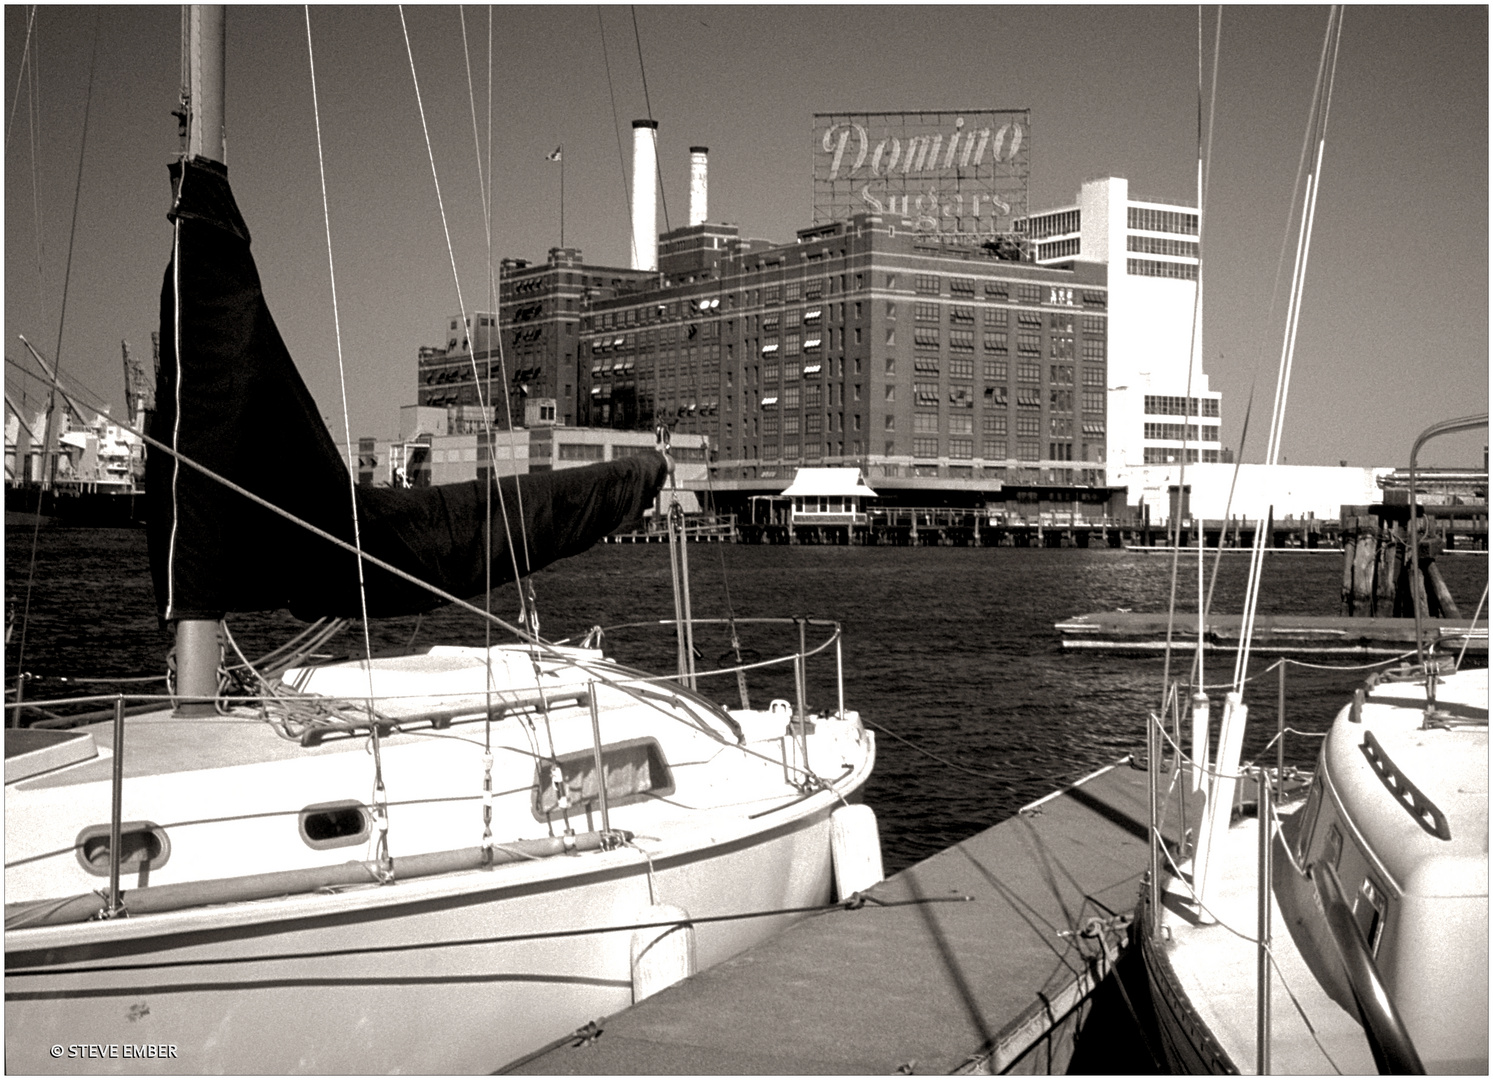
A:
<box><xmin>1027</xmin><ymin>177</ymin><xmax>1222</xmax><ymax>509</ymax></box>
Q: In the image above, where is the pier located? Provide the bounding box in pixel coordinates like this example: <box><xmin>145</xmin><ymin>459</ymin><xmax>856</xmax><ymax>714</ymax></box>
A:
<box><xmin>605</xmin><ymin>509</ymin><xmax>1487</xmax><ymax>551</ymax></box>
<box><xmin>507</xmin><ymin>760</ymin><xmax>1190</xmax><ymax>1075</ymax></box>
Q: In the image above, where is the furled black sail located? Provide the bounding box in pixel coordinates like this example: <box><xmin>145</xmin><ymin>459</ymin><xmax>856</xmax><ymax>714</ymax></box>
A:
<box><xmin>147</xmin><ymin>157</ymin><xmax>667</xmax><ymax>622</ymax></box>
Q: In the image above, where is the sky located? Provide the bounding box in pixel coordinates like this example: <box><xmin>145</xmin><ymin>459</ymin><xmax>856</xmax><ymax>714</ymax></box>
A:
<box><xmin>5</xmin><ymin>5</ymin><xmax>1487</xmax><ymax>467</ymax></box>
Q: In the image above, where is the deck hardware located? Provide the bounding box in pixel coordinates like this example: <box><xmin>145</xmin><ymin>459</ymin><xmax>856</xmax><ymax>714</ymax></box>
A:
<box><xmin>1360</xmin><ymin>730</ymin><xmax>1451</xmax><ymax>840</ymax></box>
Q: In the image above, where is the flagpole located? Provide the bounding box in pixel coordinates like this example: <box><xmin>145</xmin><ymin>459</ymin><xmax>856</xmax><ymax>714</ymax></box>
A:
<box><xmin>560</xmin><ymin>146</ymin><xmax>565</xmax><ymax>248</ymax></box>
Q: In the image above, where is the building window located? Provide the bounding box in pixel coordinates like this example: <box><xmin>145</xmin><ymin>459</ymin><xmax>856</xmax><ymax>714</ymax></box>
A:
<box><xmin>1128</xmin><ymin>235</ymin><xmax>1199</xmax><ymax>258</ymax></box>
<box><xmin>763</xmin><ymin>414</ymin><xmax>779</xmax><ymax>436</ymax></box>
<box><xmin>948</xmin><ymin>330</ymin><xmax>975</xmax><ymax>354</ymax></box>
<box><xmin>785</xmin><ymin>414</ymin><xmax>801</xmax><ymax>436</ymax></box>
<box><xmin>1017</xmin><ymin>362</ymin><xmax>1041</xmax><ymax>384</ymax></box>
<box><xmin>1127</xmin><ymin>258</ymin><xmax>1198</xmax><ymax>280</ymax></box>
<box><xmin>885</xmin><ymin>357</ymin><xmax>896</xmax><ymax>376</ymax></box>
<box><xmin>1016</xmin><ymin>283</ymin><xmax>1042</xmax><ymax>304</ymax></box>
<box><xmin>885</xmin><ymin>414</ymin><xmax>896</xmax><ymax>431</ymax></box>
<box><xmin>1082</xmin><ymin>289</ymin><xmax>1107</xmax><ymax>308</ymax></box>
<box><xmin>983</xmin><ymin>332</ymin><xmax>1008</xmax><ymax>355</ymax></box>
<box><xmin>784</xmin><ymin>280</ymin><xmax>802</xmax><ymax>301</ymax></box>
<box><xmin>985</xmin><ymin>308</ymin><xmax>1008</xmax><ymax>327</ymax></box>
<box><xmin>914</xmin><ymin>356</ymin><xmax>939</xmax><ymax>374</ymax></box>
<box><xmin>1037</xmin><ymin>238</ymin><xmax>1081</xmax><ymax>260</ymax></box>
<box><xmin>949</xmin><ymin>414</ymin><xmax>973</xmax><ymax>435</ymax></box>
<box><xmin>1127</xmin><ymin>207</ymin><xmax>1198</xmax><ymax>235</ymax></box>
<box><xmin>914</xmin><ymin>413</ymin><xmax>940</xmax><ymax>434</ymax></box>
<box><xmin>1049</xmin><ymin>365</ymin><xmax>1074</xmax><ymax>385</ymax></box>
<box><xmin>913</xmin><ymin>437</ymin><xmax>939</xmax><ymax>458</ymax></box>
<box><xmin>885</xmin><ymin>328</ymin><xmax>896</xmax><ymax>346</ymax></box>
<box><xmin>806</xmin><ymin>412</ymin><xmax>822</xmax><ymax>434</ymax></box>
<box><xmin>915</xmin><ymin>382</ymin><xmax>940</xmax><ymax>406</ymax></box>
<box><xmin>885</xmin><ymin>385</ymin><xmax>896</xmax><ymax>402</ymax></box>
<box><xmin>949</xmin><ymin>277</ymin><xmax>976</xmax><ymax>296</ymax></box>
<box><xmin>985</xmin><ymin>280</ymin><xmax>1009</xmax><ymax>300</ymax></box>
<box><xmin>1017</xmin><ymin>388</ymin><xmax>1042</xmax><ymax>408</ymax></box>
<box><xmin>886</xmin><ymin>273</ymin><xmax>897</xmax><ymax>289</ymax></box>
<box><xmin>914</xmin><ymin>274</ymin><xmax>940</xmax><ymax>295</ymax></box>
<box><xmin>986</xmin><ymin>385</ymin><xmax>1008</xmax><ymax>405</ymax></box>
<box><xmin>1050</xmin><ymin>416</ymin><xmax>1073</xmax><ymax>437</ymax></box>
<box><xmin>1048</xmin><ymin>441</ymin><xmax>1074</xmax><ymax>460</ymax></box>
<box><xmin>886</xmin><ymin>301</ymin><xmax>896</xmax><ymax>320</ymax></box>
<box><xmin>914</xmin><ymin>302</ymin><xmax>940</xmax><ymax>322</ymax></box>
<box><xmin>1049</xmin><ymin>336</ymin><xmax>1074</xmax><ymax>360</ymax></box>
<box><xmin>1082</xmin><ymin>338</ymin><xmax>1106</xmax><ymax>362</ymax></box>
<box><xmin>1015</xmin><ymin>334</ymin><xmax>1041</xmax><ymax>357</ymax></box>
<box><xmin>1025</xmin><ymin>209</ymin><xmax>1080</xmax><ymax>240</ymax></box>
<box><xmin>983</xmin><ymin>436</ymin><xmax>1007</xmax><ymax>459</ymax></box>
<box><xmin>984</xmin><ymin>359</ymin><xmax>1008</xmax><ymax>383</ymax></box>
<box><xmin>1049</xmin><ymin>389</ymin><xmax>1073</xmax><ymax>412</ymax></box>
<box><xmin>805</xmin><ymin>384</ymin><xmax>823</xmax><ymax>408</ymax></box>
<box><xmin>1016</xmin><ymin>415</ymin><xmax>1041</xmax><ymax>438</ymax></box>
<box><xmin>764</xmin><ymin>284</ymin><xmax>781</xmax><ymax>304</ymax></box>
<box><xmin>1082</xmin><ymin>391</ymin><xmax>1105</xmax><ymax>414</ymax></box>
<box><xmin>949</xmin><ymin>437</ymin><xmax>973</xmax><ymax>459</ymax></box>
<box><xmin>783</xmin><ymin>386</ymin><xmax>801</xmax><ymax>408</ymax></box>
<box><xmin>948</xmin><ymin>357</ymin><xmax>974</xmax><ymax>381</ymax></box>
<box><xmin>784</xmin><ymin>441</ymin><xmax>800</xmax><ymax>459</ymax></box>
<box><xmin>1016</xmin><ymin>439</ymin><xmax>1040</xmax><ymax>461</ymax></box>
<box><xmin>984</xmin><ymin>413</ymin><xmax>1008</xmax><ymax>435</ymax></box>
<box><xmin>1145</xmin><ymin>395</ymin><xmax>1219</xmax><ymax>417</ymax></box>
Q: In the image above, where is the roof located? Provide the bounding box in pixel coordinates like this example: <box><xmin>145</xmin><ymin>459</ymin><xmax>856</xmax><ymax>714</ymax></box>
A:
<box><xmin>780</xmin><ymin>468</ymin><xmax>878</xmax><ymax>498</ymax></box>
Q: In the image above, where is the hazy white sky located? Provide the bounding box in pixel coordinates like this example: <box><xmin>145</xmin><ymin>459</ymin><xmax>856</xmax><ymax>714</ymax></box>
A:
<box><xmin>5</xmin><ymin>5</ymin><xmax>1487</xmax><ymax>467</ymax></box>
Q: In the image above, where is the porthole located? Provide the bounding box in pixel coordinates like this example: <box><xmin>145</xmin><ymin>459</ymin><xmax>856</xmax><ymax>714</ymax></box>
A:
<box><xmin>75</xmin><ymin>822</ymin><xmax>170</xmax><ymax>877</ymax></box>
<box><xmin>299</xmin><ymin>800</ymin><xmax>371</xmax><ymax>850</ymax></box>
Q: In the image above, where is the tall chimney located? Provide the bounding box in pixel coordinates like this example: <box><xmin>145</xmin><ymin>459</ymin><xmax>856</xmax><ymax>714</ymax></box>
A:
<box><xmin>689</xmin><ymin>146</ymin><xmax>708</xmax><ymax>227</ymax></box>
<box><xmin>630</xmin><ymin>120</ymin><xmax>659</xmax><ymax>271</ymax></box>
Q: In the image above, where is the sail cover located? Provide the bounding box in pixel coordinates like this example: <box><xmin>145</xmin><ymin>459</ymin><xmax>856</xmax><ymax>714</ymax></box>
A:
<box><xmin>147</xmin><ymin>158</ymin><xmax>667</xmax><ymax>622</ymax></box>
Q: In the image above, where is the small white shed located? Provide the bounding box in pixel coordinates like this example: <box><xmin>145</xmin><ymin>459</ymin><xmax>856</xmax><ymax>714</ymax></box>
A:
<box><xmin>781</xmin><ymin>468</ymin><xmax>878</xmax><ymax>527</ymax></box>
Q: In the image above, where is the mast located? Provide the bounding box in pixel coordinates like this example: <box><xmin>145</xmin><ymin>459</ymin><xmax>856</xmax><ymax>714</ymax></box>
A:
<box><xmin>173</xmin><ymin>4</ymin><xmax>226</xmax><ymax>716</ymax></box>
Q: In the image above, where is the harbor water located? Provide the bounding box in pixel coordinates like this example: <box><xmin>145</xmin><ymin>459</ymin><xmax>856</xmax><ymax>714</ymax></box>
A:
<box><xmin>7</xmin><ymin>527</ymin><xmax>1487</xmax><ymax>874</ymax></box>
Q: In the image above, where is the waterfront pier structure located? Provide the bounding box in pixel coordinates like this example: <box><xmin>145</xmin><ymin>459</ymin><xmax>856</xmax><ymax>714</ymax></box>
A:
<box><xmin>509</xmin><ymin>760</ymin><xmax>1189</xmax><ymax>1075</ymax></box>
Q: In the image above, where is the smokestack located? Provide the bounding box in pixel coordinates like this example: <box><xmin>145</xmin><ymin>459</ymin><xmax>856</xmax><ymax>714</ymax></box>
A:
<box><xmin>689</xmin><ymin>146</ymin><xmax>708</xmax><ymax>227</ymax></box>
<box><xmin>631</xmin><ymin>120</ymin><xmax>659</xmax><ymax>271</ymax></box>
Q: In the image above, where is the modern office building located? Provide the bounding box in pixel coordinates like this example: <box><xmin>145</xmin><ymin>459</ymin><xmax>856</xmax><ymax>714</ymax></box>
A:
<box><xmin>1024</xmin><ymin>176</ymin><xmax>1223</xmax><ymax>514</ymax></box>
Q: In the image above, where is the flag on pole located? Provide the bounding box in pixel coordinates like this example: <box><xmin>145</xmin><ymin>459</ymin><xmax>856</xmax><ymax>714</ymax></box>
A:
<box><xmin>546</xmin><ymin>146</ymin><xmax>562</xmax><ymax>162</ymax></box>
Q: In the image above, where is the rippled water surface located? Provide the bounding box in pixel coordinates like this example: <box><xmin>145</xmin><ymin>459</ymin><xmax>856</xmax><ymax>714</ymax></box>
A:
<box><xmin>7</xmin><ymin>529</ymin><xmax>1487</xmax><ymax>873</ymax></box>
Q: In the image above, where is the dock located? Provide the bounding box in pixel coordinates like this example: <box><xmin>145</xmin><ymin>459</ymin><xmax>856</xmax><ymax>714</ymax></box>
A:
<box><xmin>506</xmin><ymin>760</ymin><xmax>1189</xmax><ymax>1075</ymax></box>
<box><xmin>1055</xmin><ymin>611</ymin><xmax>1489</xmax><ymax>657</ymax></box>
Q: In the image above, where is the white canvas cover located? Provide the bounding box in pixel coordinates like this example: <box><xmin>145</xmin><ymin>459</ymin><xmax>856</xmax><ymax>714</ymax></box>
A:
<box><xmin>780</xmin><ymin>468</ymin><xmax>878</xmax><ymax>498</ymax></box>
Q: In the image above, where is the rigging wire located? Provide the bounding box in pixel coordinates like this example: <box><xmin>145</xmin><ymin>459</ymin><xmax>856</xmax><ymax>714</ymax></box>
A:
<box><xmin>629</xmin><ymin>5</ymin><xmax>669</xmax><ymax>234</ymax></box>
<box><xmin>1235</xmin><ymin>7</ymin><xmax>1344</xmax><ymax>692</ymax></box>
<box><xmin>1157</xmin><ymin>4</ymin><xmax>1218</xmax><ymax>715</ymax></box>
<box><xmin>12</xmin><ymin>11</ymin><xmax>101</xmax><ymax>706</ymax></box>
<box><xmin>597</xmin><ymin>6</ymin><xmax>635</xmax><ymax>267</ymax></box>
<box><xmin>5</xmin><ymin>5</ymin><xmax>38</xmax><ymax>148</ymax></box>
<box><xmin>304</xmin><ymin>5</ymin><xmax>392</xmax><ymax>878</ymax></box>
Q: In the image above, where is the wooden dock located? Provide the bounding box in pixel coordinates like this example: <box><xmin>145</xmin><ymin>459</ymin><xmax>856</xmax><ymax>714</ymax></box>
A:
<box><xmin>1055</xmin><ymin>611</ymin><xmax>1489</xmax><ymax>657</ymax></box>
<box><xmin>505</xmin><ymin>761</ymin><xmax>1189</xmax><ymax>1075</ymax></box>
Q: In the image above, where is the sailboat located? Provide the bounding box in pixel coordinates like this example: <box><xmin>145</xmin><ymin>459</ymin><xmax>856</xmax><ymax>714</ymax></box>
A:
<box><xmin>1132</xmin><ymin>8</ymin><xmax>1488</xmax><ymax>1074</ymax></box>
<box><xmin>4</xmin><ymin>10</ymin><xmax>878</xmax><ymax>1074</ymax></box>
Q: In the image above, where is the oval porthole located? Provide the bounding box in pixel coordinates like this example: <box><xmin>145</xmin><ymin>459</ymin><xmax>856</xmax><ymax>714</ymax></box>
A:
<box><xmin>299</xmin><ymin>800</ymin><xmax>370</xmax><ymax>850</ymax></box>
<box><xmin>75</xmin><ymin>822</ymin><xmax>170</xmax><ymax>877</ymax></box>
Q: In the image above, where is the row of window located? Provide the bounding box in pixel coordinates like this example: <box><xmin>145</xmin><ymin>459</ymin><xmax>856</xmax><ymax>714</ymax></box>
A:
<box><xmin>1038</xmin><ymin>238</ymin><xmax>1082</xmax><ymax>261</ymax></box>
<box><xmin>1127</xmin><ymin>207</ymin><xmax>1198</xmax><ymax>236</ymax></box>
<box><xmin>1023</xmin><ymin>209</ymin><xmax>1081</xmax><ymax>240</ymax></box>
<box><xmin>1127</xmin><ymin>235</ymin><xmax>1199</xmax><ymax>259</ymax></box>
<box><xmin>1144</xmin><ymin>447</ymin><xmax>1222</xmax><ymax>464</ymax></box>
<box><xmin>1127</xmin><ymin>258</ymin><xmax>1199</xmax><ymax>280</ymax></box>
<box><xmin>1144</xmin><ymin>395</ymin><xmax>1220</xmax><ymax>418</ymax></box>
<box><xmin>908</xmin><ymin>437</ymin><xmax>1094</xmax><ymax>462</ymax></box>
<box><xmin>1144</xmin><ymin>423</ymin><xmax>1221</xmax><ymax>443</ymax></box>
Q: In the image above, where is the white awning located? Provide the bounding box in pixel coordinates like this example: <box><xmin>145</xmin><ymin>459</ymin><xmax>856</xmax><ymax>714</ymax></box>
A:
<box><xmin>781</xmin><ymin>467</ymin><xmax>878</xmax><ymax>498</ymax></box>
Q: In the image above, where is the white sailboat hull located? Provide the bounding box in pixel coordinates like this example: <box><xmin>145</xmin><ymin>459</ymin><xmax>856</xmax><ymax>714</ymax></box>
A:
<box><xmin>7</xmin><ymin>782</ymin><xmax>856</xmax><ymax>1074</ymax></box>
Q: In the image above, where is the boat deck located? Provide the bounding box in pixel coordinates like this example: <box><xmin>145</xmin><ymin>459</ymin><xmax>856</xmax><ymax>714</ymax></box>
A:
<box><xmin>508</xmin><ymin>759</ymin><xmax>1191</xmax><ymax>1074</ymax></box>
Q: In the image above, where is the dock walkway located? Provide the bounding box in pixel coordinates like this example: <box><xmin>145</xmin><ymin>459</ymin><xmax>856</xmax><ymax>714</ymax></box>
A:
<box><xmin>509</xmin><ymin>760</ymin><xmax>1189</xmax><ymax>1075</ymax></box>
